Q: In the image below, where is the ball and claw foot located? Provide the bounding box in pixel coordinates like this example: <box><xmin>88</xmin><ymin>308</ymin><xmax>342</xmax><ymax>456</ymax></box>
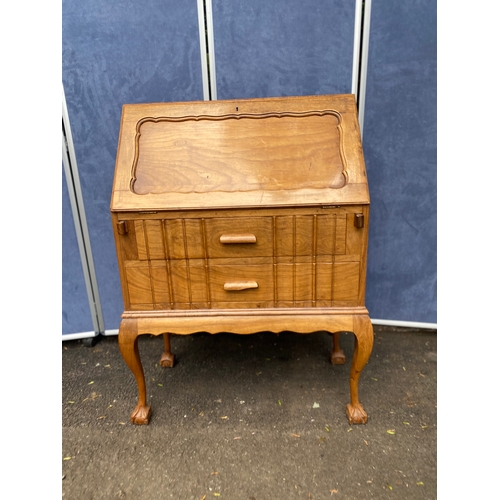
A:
<box><xmin>159</xmin><ymin>352</ymin><xmax>175</xmax><ymax>368</ymax></box>
<box><xmin>346</xmin><ymin>403</ymin><xmax>368</xmax><ymax>424</ymax></box>
<box><xmin>330</xmin><ymin>349</ymin><xmax>346</xmax><ymax>365</ymax></box>
<box><xmin>130</xmin><ymin>404</ymin><xmax>152</xmax><ymax>425</ymax></box>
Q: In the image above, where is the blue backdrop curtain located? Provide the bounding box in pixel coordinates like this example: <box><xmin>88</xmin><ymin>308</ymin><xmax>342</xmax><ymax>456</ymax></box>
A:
<box><xmin>62</xmin><ymin>0</ymin><xmax>204</xmax><ymax>335</ymax></box>
<box><xmin>212</xmin><ymin>0</ymin><xmax>356</xmax><ymax>99</ymax></box>
<box><xmin>363</xmin><ymin>0</ymin><xmax>437</xmax><ymax>323</ymax></box>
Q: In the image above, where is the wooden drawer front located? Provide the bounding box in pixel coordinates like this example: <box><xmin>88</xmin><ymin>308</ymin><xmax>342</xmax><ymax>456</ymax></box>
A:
<box><xmin>171</xmin><ymin>260</ymin><xmax>274</xmax><ymax>309</ymax></box>
<box><xmin>117</xmin><ymin>211</ymin><xmax>364</xmax><ymax>263</ymax></box>
<box><xmin>117</xmin><ymin>210</ymin><xmax>365</xmax><ymax>311</ymax></box>
<box><xmin>124</xmin><ymin>259</ymin><xmax>274</xmax><ymax>310</ymax></box>
<box><xmin>169</xmin><ymin>261</ymin><xmax>275</xmax><ymax>309</ymax></box>
<box><xmin>119</xmin><ymin>218</ymin><xmax>273</xmax><ymax>260</ymax></box>
<box><xmin>209</xmin><ymin>263</ymin><xmax>274</xmax><ymax>306</ymax></box>
<box><xmin>204</xmin><ymin>218</ymin><xmax>273</xmax><ymax>258</ymax></box>
<box><xmin>123</xmin><ymin>259</ymin><xmax>360</xmax><ymax>310</ymax></box>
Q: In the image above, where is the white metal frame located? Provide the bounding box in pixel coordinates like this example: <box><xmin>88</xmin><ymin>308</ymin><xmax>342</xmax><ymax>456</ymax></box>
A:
<box><xmin>197</xmin><ymin>0</ymin><xmax>210</xmax><ymax>100</ymax></box>
<box><xmin>372</xmin><ymin>319</ymin><xmax>437</xmax><ymax>330</ymax></box>
<box><xmin>197</xmin><ymin>0</ymin><xmax>217</xmax><ymax>100</ymax></box>
<box><xmin>356</xmin><ymin>0</ymin><xmax>372</xmax><ymax>139</ymax></box>
<box><xmin>351</xmin><ymin>0</ymin><xmax>363</xmax><ymax>101</ymax></box>
<box><xmin>62</xmin><ymin>86</ymin><xmax>105</xmax><ymax>340</ymax></box>
<box><xmin>205</xmin><ymin>0</ymin><xmax>217</xmax><ymax>100</ymax></box>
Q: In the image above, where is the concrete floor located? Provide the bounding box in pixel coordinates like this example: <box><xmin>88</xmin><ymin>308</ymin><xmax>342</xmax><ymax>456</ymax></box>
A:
<box><xmin>62</xmin><ymin>325</ymin><xmax>437</xmax><ymax>499</ymax></box>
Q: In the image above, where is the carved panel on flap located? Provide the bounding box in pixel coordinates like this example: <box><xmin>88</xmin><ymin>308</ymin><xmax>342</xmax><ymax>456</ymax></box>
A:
<box><xmin>130</xmin><ymin>111</ymin><xmax>348</xmax><ymax>196</ymax></box>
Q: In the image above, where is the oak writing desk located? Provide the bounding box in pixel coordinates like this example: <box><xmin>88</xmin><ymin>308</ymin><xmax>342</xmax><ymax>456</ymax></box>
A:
<box><xmin>111</xmin><ymin>94</ymin><xmax>373</xmax><ymax>425</ymax></box>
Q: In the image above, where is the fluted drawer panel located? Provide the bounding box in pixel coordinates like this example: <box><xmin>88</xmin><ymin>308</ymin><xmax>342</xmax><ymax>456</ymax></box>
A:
<box><xmin>275</xmin><ymin>262</ymin><xmax>361</xmax><ymax>307</ymax></box>
<box><xmin>164</xmin><ymin>219</ymin><xmax>206</xmax><ymax>260</ymax></box>
<box><xmin>124</xmin><ymin>261</ymin><xmax>153</xmax><ymax>306</ymax></box>
<box><xmin>169</xmin><ymin>259</ymin><xmax>210</xmax><ymax>304</ymax></box>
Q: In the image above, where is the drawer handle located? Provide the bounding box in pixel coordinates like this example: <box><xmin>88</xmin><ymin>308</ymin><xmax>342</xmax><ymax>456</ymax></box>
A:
<box><xmin>220</xmin><ymin>233</ymin><xmax>257</xmax><ymax>244</ymax></box>
<box><xmin>224</xmin><ymin>281</ymin><xmax>259</xmax><ymax>291</ymax></box>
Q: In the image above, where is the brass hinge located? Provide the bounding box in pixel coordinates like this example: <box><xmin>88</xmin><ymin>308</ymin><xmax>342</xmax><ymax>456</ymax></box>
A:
<box><xmin>116</xmin><ymin>221</ymin><xmax>128</xmax><ymax>235</ymax></box>
<box><xmin>354</xmin><ymin>214</ymin><xmax>364</xmax><ymax>228</ymax></box>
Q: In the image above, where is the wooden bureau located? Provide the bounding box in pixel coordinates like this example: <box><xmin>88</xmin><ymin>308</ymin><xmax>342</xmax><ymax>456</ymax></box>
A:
<box><xmin>111</xmin><ymin>94</ymin><xmax>373</xmax><ymax>425</ymax></box>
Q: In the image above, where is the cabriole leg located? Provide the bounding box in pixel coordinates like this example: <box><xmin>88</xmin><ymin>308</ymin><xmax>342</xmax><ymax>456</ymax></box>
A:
<box><xmin>160</xmin><ymin>333</ymin><xmax>176</xmax><ymax>367</ymax></box>
<box><xmin>330</xmin><ymin>331</ymin><xmax>346</xmax><ymax>365</ymax></box>
<box><xmin>118</xmin><ymin>319</ymin><xmax>151</xmax><ymax>425</ymax></box>
<box><xmin>346</xmin><ymin>316</ymin><xmax>374</xmax><ymax>424</ymax></box>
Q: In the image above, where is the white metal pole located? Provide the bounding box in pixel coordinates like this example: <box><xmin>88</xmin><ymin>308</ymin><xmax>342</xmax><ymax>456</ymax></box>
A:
<box><xmin>351</xmin><ymin>0</ymin><xmax>364</xmax><ymax>101</ymax></box>
<box><xmin>205</xmin><ymin>0</ymin><xmax>217</xmax><ymax>100</ymax></box>
<box><xmin>357</xmin><ymin>0</ymin><xmax>372</xmax><ymax>140</ymax></box>
<box><xmin>197</xmin><ymin>0</ymin><xmax>210</xmax><ymax>100</ymax></box>
<box><xmin>62</xmin><ymin>85</ymin><xmax>105</xmax><ymax>339</ymax></box>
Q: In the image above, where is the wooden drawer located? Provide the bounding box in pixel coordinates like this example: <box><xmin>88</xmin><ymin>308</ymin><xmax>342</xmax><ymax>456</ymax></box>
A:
<box><xmin>204</xmin><ymin>217</ymin><xmax>273</xmax><ymax>258</ymax></box>
<box><xmin>117</xmin><ymin>211</ymin><xmax>365</xmax><ymax>262</ymax></box>
<box><xmin>209</xmin><ymin>263</ymin><xmax>274</xmax><ymax>306</ymax></box>
<box><xmin>115</xmin><ymin>207</ymin><xmax>366</xmax><ymax>311</ymax></box>
<box><xmin>168</xmin><ymin>260</ymin><xmax>275</xmax><ymax>309</ymax></box>
<box><xmin>122</xmin><ymin>258</ymin><xmax>361</xmax><ymax>311</ymax></box>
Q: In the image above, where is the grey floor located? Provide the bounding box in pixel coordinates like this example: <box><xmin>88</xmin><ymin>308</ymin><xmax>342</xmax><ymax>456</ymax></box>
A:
<box><xmin>62</xmin><ymin>325</ymin><xmax>437</xmax><ymax>499</ymax></box>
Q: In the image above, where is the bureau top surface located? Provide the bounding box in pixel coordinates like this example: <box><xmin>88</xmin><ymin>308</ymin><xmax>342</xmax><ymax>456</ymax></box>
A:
<box><xmin>111</xmin><ymin>94</ymin><xmax>369</xmax><ymax>212</ymax></box>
